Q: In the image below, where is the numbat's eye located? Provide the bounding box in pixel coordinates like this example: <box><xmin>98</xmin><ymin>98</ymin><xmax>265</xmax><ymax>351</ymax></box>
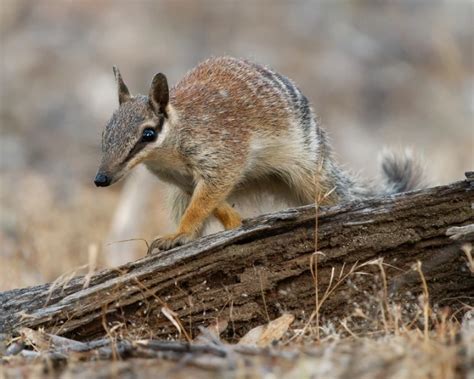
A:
<box><xmin>141</xmin><ymin>128</ymin><xmax>157</xmax><ymax>142</ymax></box>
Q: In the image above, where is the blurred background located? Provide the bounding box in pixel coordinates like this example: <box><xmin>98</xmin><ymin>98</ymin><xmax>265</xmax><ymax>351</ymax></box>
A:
<box><xmin>0</xmin><ymin>0</ymin><xmax>472</xmax><ymax>290</ymax></box>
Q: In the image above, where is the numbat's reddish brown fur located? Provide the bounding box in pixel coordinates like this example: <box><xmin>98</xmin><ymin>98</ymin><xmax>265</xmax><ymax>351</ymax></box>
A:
<box><xmin>95</xmin><ymin>57</ymin><xmax>425</xmax><ymax>252</ymax></box>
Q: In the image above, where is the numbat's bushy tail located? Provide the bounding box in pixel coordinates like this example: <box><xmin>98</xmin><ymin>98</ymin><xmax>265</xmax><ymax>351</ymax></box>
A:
<box><xmin>379</xmin><ymin>149</ymin><xmax>426</xmax><ymax>195</ymax></box>
<box><xmin>95</xmin><ymin>56</ymin><xmax>427</xmax><ymax>252</ymax></box>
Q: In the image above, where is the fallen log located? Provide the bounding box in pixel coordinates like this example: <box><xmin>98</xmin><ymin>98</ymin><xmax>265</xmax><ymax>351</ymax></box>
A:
<box><xmin>0</xmin><ymin>173</ymin><xmax>472</xmax><ymax>341</ymax></box>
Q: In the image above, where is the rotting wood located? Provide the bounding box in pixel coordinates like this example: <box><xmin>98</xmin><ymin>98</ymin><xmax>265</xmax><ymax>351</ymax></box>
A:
<box><xmin>0</xmin><ymin>173</ymin><xmax>473</xmax><ymax>341</ymax></box>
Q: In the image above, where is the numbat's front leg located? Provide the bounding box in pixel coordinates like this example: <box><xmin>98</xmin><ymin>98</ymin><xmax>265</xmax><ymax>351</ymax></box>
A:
<box><xmin>148</xmin><ymin>181</ymin><xmax>239</xmax><ymax>254</ymax></box>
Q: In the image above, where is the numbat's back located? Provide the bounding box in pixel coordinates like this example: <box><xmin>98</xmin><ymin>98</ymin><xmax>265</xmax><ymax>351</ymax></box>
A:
<box><xmin>95</xmin><ymin>56</ymin><xmax>425</xmax><ymax>252</ymax></box>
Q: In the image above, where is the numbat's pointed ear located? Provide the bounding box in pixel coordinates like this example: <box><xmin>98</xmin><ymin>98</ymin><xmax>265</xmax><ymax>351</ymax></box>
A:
<box><xmin>113</xmin><ymin>66</ymin><xmax>131</xmax><ymax>105</ymax></box>
<box><xmin>148</xmin><ymin>73</ymin><xmax>169</xmax><ymax>117</ymax></box>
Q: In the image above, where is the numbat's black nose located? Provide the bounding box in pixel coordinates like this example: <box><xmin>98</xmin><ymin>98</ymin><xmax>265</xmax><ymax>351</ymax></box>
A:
<box><xmin>94</xmin><ymin>173</ymin><xmax>111</xmax><ymax>187</ymax></box>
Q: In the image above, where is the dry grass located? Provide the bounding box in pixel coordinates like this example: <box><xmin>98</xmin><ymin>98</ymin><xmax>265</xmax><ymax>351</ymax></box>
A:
<box><xmin>277</xmin><ymin>252</ymin><xmax>471</xmax><ymax>379</ymax></box>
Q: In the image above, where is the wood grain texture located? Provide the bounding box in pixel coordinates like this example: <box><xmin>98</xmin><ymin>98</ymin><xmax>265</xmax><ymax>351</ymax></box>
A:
<box><xmin>1</xmin><ymin>174</ymin><xmax>472</xmax><ymax>341</ymax></box>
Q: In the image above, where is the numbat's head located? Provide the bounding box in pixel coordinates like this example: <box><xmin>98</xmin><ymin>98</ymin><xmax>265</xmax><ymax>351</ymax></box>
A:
<box><xmin>94</xmin><ymin>67</ymin><xmax>170</xmax><ymax>187</ymax></box>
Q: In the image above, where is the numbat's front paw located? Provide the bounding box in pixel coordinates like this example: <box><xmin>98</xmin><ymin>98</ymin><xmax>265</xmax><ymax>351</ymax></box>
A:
<box><xmin>148</xmin><ymin>232</ymin><xmax>195</xmax><ymax>254</ymax></box>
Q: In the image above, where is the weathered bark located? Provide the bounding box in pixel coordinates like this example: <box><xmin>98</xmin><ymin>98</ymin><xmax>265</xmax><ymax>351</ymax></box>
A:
<box><xmin>0</xmin><ymin>174</ymin><xmax>473</xmax><ymax>341</ymax></box>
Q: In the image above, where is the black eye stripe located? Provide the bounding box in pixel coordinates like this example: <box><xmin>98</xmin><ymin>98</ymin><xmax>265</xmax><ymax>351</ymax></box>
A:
<box><xmin>119</xmin><ymin>118</ymin><xmax>164</xmax><ymax>167</ymax></box>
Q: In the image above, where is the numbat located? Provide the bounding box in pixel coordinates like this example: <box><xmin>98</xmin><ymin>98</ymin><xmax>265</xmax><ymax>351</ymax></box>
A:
<box><xmin>95</xmin><ymin>57</ymin><xmax>424</xmax><ymax>253</ymax></box>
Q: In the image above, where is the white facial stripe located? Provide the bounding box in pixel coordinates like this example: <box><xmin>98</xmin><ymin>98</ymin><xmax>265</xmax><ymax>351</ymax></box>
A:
<box><xmin>152</xmin><ymin>119</ymin><xmax>169</xmax><ymax>147</ymax></box>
